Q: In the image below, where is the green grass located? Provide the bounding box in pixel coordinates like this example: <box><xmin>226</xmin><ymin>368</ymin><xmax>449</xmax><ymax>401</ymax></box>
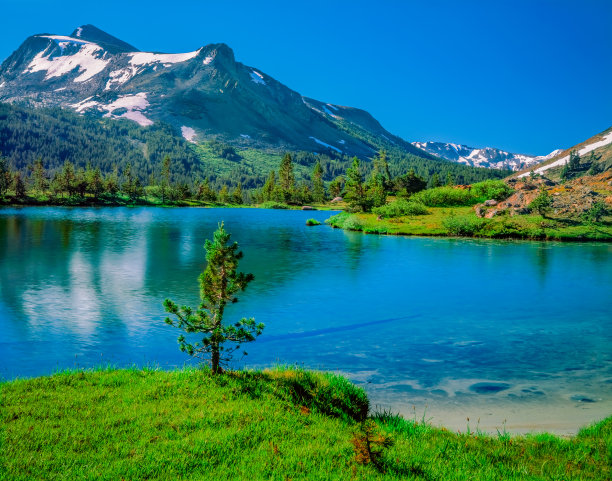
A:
<box><xmin>306</xmin><ymin>218</ymin><xmax>321</xmax><ymax>226</ymax></box>
<box><xmin>326</xmin><ymin>208</ymin><xmax>612</xmax><ymax>241</ymax></box>
<box><xmin>1</xmin><ymin>368</ymin><xmax>610</xmax><ymax>480</ymax></box>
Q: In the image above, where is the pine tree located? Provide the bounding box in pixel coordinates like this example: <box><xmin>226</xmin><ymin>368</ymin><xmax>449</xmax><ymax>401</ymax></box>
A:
<box><xmin>164</xmin><ymin>223</ymin><xmax>264</xmax><ymax>374</ymax></box>
<box><xmin>344</xmin><ymin>157</ymin><xmax>371</xmax><ymax>211</ymax></box>
<box><xmin>0</xmin><ymin>156</ymin><xmax>10</xmax><ymax>197</ymax></box>
<box><xmin>219</xmin><ymin>185</ymin><xmax>229</xmax><ymax>204</ymax></box>
<box><xmin>88</xmin><ymin>167</ymin><xmax>104</xmax><ymax>198</ymax></box>
<box><xmin>30</xmin><ymin>158</ymin><xmax>48</xmax><ymax>195</ymax></box>
<box><xmin>106</xmin><ymin>165</ymin><xmax>120</xmax><ymax>195</ymax></box>
<box><xmin>329</xmin><ymin>176</ymin><xmax>344</xmax><ymax>198</ymax></box>
<box><xmin>430</xmin><ymin>173</ymin><xmax>441</xmax><ymax>188</ymax></box>
<box><xmin>160</xmin><ymin>155</ymin><xmax>171</xmax><ymax>203</ymax></box>
<box><xmin>367</xmin><ymin>172</ymin><xmax>386</xmax><ymax>208</ymax></box>
<box><xmin>262</xmin><ymin>171</ymin><xmax>276</xmax><ymax>201</ymax></box>
<box><xmin>312</xmin><ymin>161</ymin><xmax>325</xmax><ymax>203</ymax></box>
<box><xmin>529</xmin><ymin>188</ymin><xmax>552</xmax><ymax>218</ymax></box>
<box><xmin>122</xmin><ymin>162</ymin><xmax>134</xmax><ymax>200</ymax></box>
<box><xmin>445</xmin><ymin>172</ymin><xmax>454</xmax><ymax>186</ymax></box>
<box><xmin>372</xmin><ymin>150</ymin><xmax>392</xmax><ymax>191</ymax></box>
<box><xmin>60</xmin><ymin>161</ymin><xmax>77</xmax><ymax>197</ymax></box>
<box><xmin>278</xmin><ymin>153</ymin><xmax>295</xmax><ymax>202</ymax></box>
<box><xmin>13</xmin><ymin>171</ymin><xmax>26</xmax><ymax>198</ymax></box>
<box><xmin>231</xmin><ymin>182</ymin><xmax>243</xmax><ymax>204</ymax></box>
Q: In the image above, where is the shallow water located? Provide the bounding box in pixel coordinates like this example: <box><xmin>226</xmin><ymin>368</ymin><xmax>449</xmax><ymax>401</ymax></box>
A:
<box><xmin>1</xmin><ymin>206</ymin><xmax>611</xmax><ymax>433</ymax></box>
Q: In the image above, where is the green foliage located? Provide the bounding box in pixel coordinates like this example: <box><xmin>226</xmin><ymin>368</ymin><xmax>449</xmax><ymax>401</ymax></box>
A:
<box><xmin>582</xmin><ymin>201</ymin><xmax>609</xmax><ymax>223</ymax></box>
<box><xmin>442</xmin><ymin>213</ymin><xmax>487</xmax><ymax>236</ymax></box>
<box><xmin>259</xmin><ymin>200</ymin><xmax>290</xmax><ymax>209</ymax></box>
<box><xmin>373</xmin><ymin>200</ymin><xmax>430</xmax><ymax>218</ymax></box>
<box><xmin>470</xmin><ymin>179</ymin><xmax>513</xmax><ymax>201</ymax></box>
<box><xmin>326</xmin><ymin>212</ymin><xmax>365</xmax><ymax>231</ymax></box>
<box><xmin>278</xmin><ymin>153</ymin><xmax>296</xmax><ymax>202</ymax></box>
<box><xmin>312</xmin><ymin>161</ymin><xmax>325</xmax><ymax>202</ymax></box>
<box><xmin>412</xmin><ymin>186</ymin><xmax>477</xmax><ymax>206</ymax></box>
<box><xmin>207</xmin><ymin>140</ymin><xmax>241</xmax><ymax>161</ymax></box>
<box><xmin>344</xmin><ymin>157</ymin><xmax>373</xmax><ymax>212</ymax></box>
<box><xmin>306</xmin><ymin>218</ymin><xmax>321</xmax><ymax>226</ymax></box>
<box><xmin>0</xmin><ymin>155</ymin><xmax>10</xmax><ymax>197</ymax></box>
<box><xmin>528</xmin><ymin>189</ymin><xmax>552</xmax><ymax>217</ymax></box>
<box><xmin>164</xmin><ymin>223</ymin><xmax>264</xmax><ymax>373</ymax></box>
<box><xmin>561</xmin><ymin>150</ymin><xmax>583</xmax><ymax>181</ymax></box>
<box><xmin>329</xmin><ymin>175</ymin><xmax>344</xmax><ymax>198</ymax></box>
<box><xmin>394</xmin><ymin>168</ymin><xmax>427</xmax><ymax>196</ymax></box>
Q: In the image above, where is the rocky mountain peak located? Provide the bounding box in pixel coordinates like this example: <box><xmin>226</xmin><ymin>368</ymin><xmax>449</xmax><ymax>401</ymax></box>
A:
<box><xmin>69</xmin><ymin>24</ymin><xmax>139</xmax><ymax>53</ymax></box>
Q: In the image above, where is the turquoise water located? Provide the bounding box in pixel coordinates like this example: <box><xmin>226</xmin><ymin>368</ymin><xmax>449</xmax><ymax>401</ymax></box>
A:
<box><xmin>1</xmin><ymin>207</ymin><xmax>611</xmax><ymax>432</ymax></box>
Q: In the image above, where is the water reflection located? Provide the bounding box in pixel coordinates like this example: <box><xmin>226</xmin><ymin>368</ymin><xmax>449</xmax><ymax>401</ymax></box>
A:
<box><xmin>0</xmin><ymin>207</ymin><xmax>611</xmax><ymax>433</ymax></box>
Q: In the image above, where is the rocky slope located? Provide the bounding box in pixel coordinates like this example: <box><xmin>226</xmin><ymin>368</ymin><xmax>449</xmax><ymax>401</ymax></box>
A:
<box><xmin>514</xmin><ymin>127</ymin><xmax>612</xmax><ymax>180</ymax></box>
<box><xmin>0</xmin><ymin>25</ymin><xmax>434</xmax><ymax>161</ymax></box>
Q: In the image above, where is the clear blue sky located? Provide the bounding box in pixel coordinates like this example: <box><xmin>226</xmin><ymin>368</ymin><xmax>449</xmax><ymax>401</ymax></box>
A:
<box><xmin>1</xmin><ymin>0</ymin><xmax>610</xmax><ymax>155</ymax></box>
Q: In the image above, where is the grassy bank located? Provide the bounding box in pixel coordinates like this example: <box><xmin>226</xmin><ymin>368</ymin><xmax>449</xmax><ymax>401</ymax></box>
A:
<box><xmin>1</xmin><ymin>368</ymin><xmax>610</xmax><ymax>480</ymax></box>
<box><xmin>326</xmin><ymin>209</ymin><xmax>612</xmax><ymax>241</ymax></box>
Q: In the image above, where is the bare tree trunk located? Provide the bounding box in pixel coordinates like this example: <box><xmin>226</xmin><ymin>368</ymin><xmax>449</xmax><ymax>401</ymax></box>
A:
<box><xmin>211</xmin><ymin>343</ymin><xmax>220</xmax><ymax>374</ymax></box>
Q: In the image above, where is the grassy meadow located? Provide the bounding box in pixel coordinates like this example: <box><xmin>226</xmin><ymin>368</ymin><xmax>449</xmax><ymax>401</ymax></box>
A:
<box><xmin>1</xmin><ymin>367</ymin><xmax>610</xmax><ymax>480</ymax></box>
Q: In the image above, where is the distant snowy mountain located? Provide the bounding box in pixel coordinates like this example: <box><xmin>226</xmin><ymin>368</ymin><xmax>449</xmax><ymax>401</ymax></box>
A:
<box><xmin>411</xmin><ymin>141</ymin><xmax>561</xmax><ymax>171</ymax></box>
<box><xmin>0</xmin><ymin>25</ymin><xmax>432</xmax><ymax>161</ymax></box>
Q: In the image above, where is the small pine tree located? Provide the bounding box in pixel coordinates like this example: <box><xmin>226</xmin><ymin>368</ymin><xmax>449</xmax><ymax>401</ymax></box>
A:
<box><xmin>312</xmin><ymin>161</ymin><xmax>325</xmax><ymax>203</ymax></box>
<box><xmin>164</xmin><ymin>223</ymin><xmax>264</xmax><ymax>374</ymax></box>
<box><xmin>329</xmin><ymin>176</ymin><xmax>344</xmax><ymax>198</ymax></box>
<box><xmin>262</xmin><ymin>171</ymin><xmax>276</xmax><ymax>202</ymax></box>
<box><xmin>30</xmin><ymin>158</ymin><xmax>48</xmax><ymax>195</ymax></box>
<box><xmin>278</xmin><ymin>153</ymin><xmax>295</xmax><ymax>202</ymax></box>
<box><xmin>219</xmin><ymin>185</ymin><xmax>229</xmax><ymax>203</ymax></box>
<box><xmin>0</xmin><ymin>156</ymin><xmax>10</xmax><ymax>197</ymax></box>
<box><xmin>529</xmin><ymin>188</ymin><xmax>552</xmax><ymax>218</ymax></box>
<box><xmin>160</xmin><ymin>155</ymin><xmax>171</xmax><ymax>203</ymax></box>
<box><xmin>106</xmin><ymin>165</ymin><xmax>120</xmax><ymax>195</ymax></box>
<box><xmin>231</xmin><ymin>182</ymin><xmax>243</xmax><ymax>204</ymax></box>
<box><xmin>345</xmin><ymin>157</ymin><xmax>371</xmax><ymax>211</ymax></box>
<box><xmin>430</xmin><ymin>173</ymin><xmax>441</xmax><ymax>188</ymax></box>
<box><xmin>13</xmin><ymin>171</ymin><xmax>26</xmax><ymax>198</ymax></box>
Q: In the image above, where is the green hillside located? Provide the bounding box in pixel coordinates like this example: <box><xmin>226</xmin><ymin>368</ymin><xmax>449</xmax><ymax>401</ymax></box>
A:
<box><xmin>0</xmin><ymin>102</ymin><xmax>511</xmax><ymax>190</ymax></box>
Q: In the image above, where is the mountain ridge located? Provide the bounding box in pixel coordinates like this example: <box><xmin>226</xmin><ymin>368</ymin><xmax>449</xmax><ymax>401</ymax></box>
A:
<box><xmin>0</xmin><ymin>25</ymin><xmax>436</xmax><ymax>162</ymax></box>
<box><xmin>412</xmin><ymin>141</ymin><xmax>562</xmax><ymax>172</ymax></box>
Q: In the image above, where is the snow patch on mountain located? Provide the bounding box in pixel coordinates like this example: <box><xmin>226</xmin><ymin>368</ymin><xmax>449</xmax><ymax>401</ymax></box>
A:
<box><xmin>129</xmin><ymin>49</ymin><xmax>201</xmax><ymax>66</ymax></box>
<box><xmin>326</xmin><ymin>103</ymin><xmax>338</xmax><ymax>111</ymax></box>
<box><xmin>75</xmin><ymin>27</ymin><xmax>83</xmax><ymax>38</ymax></box>
<box><xmin>24</xmin><ymin>41</ymin><xmax>109</xmax><ymax>83</ymax></box>
<box><xmin>104</xmin><ymin>66</ymin><xmax>141</xmax><ymax>90</ymax></box>
<box><xmin>309</xmin><ymin>136</ymin><xmax>342</xmax><ymax>153</ymax></box>
<box><xmin>71</xmin><ymin>92</ymin><xmax>152</xmax><ymax>126</ymax></box>
<box><xmin>518</xmin><ymin>132</ymin><xmax>612</xmax><ymax>177</ymax></box>
<box><xmin>250</xmin><ymin>70</ymin><xmax>266</xmax><ymax>85</ymax></box>
<box><xmin>202</xmin><ymin>56</ymin><xmax>214</xmax><ymax>65</ymax></box>
<box><xmin>181</xmin><ymin>126</ymin><xmax>196</xmax><ymax>143</ymax></box>
<box><xmin>323</xmin><ymin>105</ymin><xmax>338</xmax><ymax>117</ymax></box>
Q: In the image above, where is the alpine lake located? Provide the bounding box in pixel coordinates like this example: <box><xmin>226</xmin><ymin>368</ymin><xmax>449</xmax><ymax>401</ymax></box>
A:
<box><xmin>1</xmin><ymin>206</ymin><xmax>611</xmax><ymax>434</ymax></box>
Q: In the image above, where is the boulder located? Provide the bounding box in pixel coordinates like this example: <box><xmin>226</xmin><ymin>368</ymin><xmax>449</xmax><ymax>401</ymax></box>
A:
<box><xmin>301</xmin><ymin>206</ymin><xmax>316</xmax><ymax>211</ymax></box>
<box><xmin>331</xmin><ymin>197</ymin><xmax>343</xmax><ymax>203</ymax></box>
<box><xmin>484</xmin><ymin>199</ymin><xmax>498</xmax><ymax>206</ymax></box>
<box><xmin>474</xmin><ymin>205</ymin><xmax>485</xmax><ymax>218</ymax></box>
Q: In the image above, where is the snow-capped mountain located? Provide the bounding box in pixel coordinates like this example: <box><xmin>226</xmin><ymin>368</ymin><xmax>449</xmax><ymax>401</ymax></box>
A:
<box><xmin>0</xmin><ymin>25</ymin><xmax>432</xmax><ymax>160</ymax></box>
<box><xmin>411</xmin><ymin>141</ymin><xmax>562</xmax><ymax>171</ymax></box>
